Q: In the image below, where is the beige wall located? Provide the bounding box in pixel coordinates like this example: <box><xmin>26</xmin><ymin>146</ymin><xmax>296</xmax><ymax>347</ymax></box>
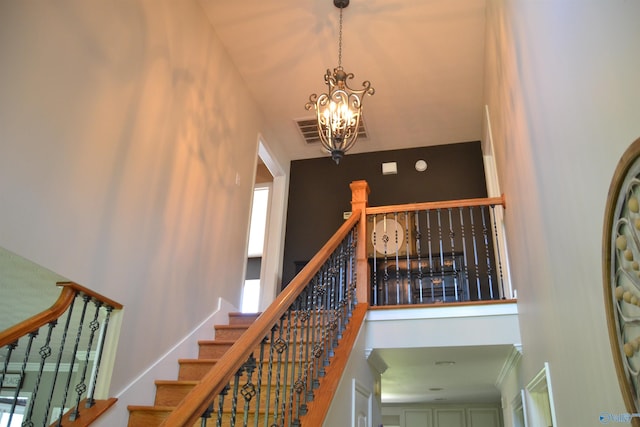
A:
<box><xmin>0</xmin><ymin>0</ymin><xmax>286</xmax><ymax>421</ymax></box>
<box><xmin>484</xmin><ymin>0</ymin><xmax>640</xmax><ymax>424</ymax></box>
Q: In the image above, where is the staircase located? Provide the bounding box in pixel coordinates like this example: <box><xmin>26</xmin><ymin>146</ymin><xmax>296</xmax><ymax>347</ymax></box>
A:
<box><xmin>127</xmin><ymin>312</ymin><xmax>262</xmax><ymax>426</ymax></box>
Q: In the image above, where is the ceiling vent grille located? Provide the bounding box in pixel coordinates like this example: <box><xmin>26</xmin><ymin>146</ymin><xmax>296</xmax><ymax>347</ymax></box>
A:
<box><xmin>295</xmin><ymin>118</ymin><xmax>368</xmax><ymax>145</ymax></box>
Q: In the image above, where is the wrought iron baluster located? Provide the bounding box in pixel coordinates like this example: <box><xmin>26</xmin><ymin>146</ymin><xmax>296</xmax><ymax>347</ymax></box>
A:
<box><xmin>447</xmin><ymin>208</ymin><xmax>460</xmax><ymax>301</ymax></box>
<box><xmin>200</xmin><ymin>402</ymin><xmax>214</xmax><ymax>427</ymax></box>
<box><xmin>0</xmin><ymin>342</ymin><xmax>17</xmax><ymax>389</ymax></box>
<box><xmin>263</xmin><ymin>326</ymin><xmax>277</xmax><ymax>427</ymax></box>
<box><xmin>281</xmin><ymin>310</ymin><xmax>293</xmax><ymax>426</ymax></box>
<box><xmin>480</xmin><ymin>206</ymin><xmax>495</xmax><ymax>299</ymax></box>
<box><xmin>301</xmin><ymin>289</ymin><xmax>314</xmax><ymax>407</ymax></box>
<box><xmin>253</xmin><ymin>337</ymin><xmax>267</xmax><ymax>427</ymax></box>
<box><xmin>86</xmin><ymin>305</ymin><xmax>113</xmax><ymax>408</ymax></box>
<box><xmin>370</xmin><ymin>214</ymin><xmax>378</xmax><ymax>306</ymax></box>
<box><xmin>230</xmin><ymin>363</ymin><xmax>243</xmax><ymax>426</ymax></box>
<box><xmin>217</xmin><ymin>384</ymin><xmax>230</xmax><ymax>427</ymax></box>
<box><xmin>348</xmin><ymin>227</ymin><xmax>357</xmax><ymax>309</ymax></box>
<box><xmin>270</xmin><ymin>317</ymin><xmax>287</xmax><ymax>426</ymax></box>
<box><xmin>70</xmin><ymin>298</ymin><xmax>103</xmax><ymax>421</ymax></box>
<box><xmin>241</xmin><ymin>354</ymin><xmax>257</xmax><ymax>427</ymax></box>
<box><xmin>46</xmin><ymin>295</ymin><xmax>77</xmax><ymax>427</ymax></box>
<box><xmin>382</xmin><ymin>213</ymin><xmax>390</xmax><ymax>305</ymax></box>
<box><xmin>310</xmin><ymin>278</ymin><xmax>323</xmax><ymax>389</ymax></box>
<box><xmin>294</xmin><ymin>303</ymin><xmax>310</xmax><ymax>419</ymax></box>
<box><xmin>426</xmin><ymin>210</ymin><xmax>435</xmax><ymax>303</ymax></box>
<box><xmin>403</xmin><ymin>211</ymin><xmax>412</xmax><ymax>304</ymax></box>
<box><xmin>469</xmin><ymin>207</ymin><xmax>482</xmax><ymax>299</ymax></box>
<box><xmin>490</xmin><ymin>204</ymin><xmax>506</xmax><ymax>299</ymax></box>
<box><xmin>436</xmin><ymin>209</ymin><xmax>446</xmax><ymax>302</ymax></box>
<box><xmin>393</xmin><ymin>212</ymin><xmax>402</xmax><ymax>305</ymax></box>
<box><xmin>414</xmin><ymin>210</ymin><xmax>424</xmax><ymax>303</ymax></box>
<box><xmin>23</xmin><ymin>319</ymin><xmax>57</xmax><ymax>426</ymax></box>
<box><xmin>7</xmin><ymin>331</ymin><xmax>37</xmax><ymax>427</ymax></box>
<box><xmin>327</xmin><ymin>259</ymin><xmax>338</xmax><ymax>357</ymax></box>
<box><xmin>59</xmin><ymin>293</ymin><xmax>89</xmax><ymax>422</ymax></box>
<box><xmin>459</xmin><ymin>207</ymin><xmax>471</xmax><ymax>301</ymax></box>
<box><xmin>287</xmin><ymin>308</ymin><xmax>299</xmax><ymax>426</ymax></box>
<box><xmin>336</xmin><ymin>243</ymin><xmax>346</xmax><ymax>337</ymax></box>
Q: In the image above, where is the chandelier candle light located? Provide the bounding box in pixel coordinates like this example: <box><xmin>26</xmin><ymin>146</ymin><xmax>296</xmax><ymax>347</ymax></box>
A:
<box><xmin>305</xmin><ymin>0</ymin><xmax>375</xmax><ymax>164</ymax></box>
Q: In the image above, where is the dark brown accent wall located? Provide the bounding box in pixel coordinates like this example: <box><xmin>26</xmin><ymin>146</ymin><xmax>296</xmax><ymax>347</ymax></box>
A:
<box><xmin>281</xmin><ymin>141</ymin><xmax>487</xmax><ymax>287</ymax></box>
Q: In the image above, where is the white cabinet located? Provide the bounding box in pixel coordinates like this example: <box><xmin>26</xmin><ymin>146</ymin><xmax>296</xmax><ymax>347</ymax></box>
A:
<box><xmin>468</xmin><ymin>408</ymin><xmax>501</xmax><ymax>427</ymax></box>
<box><xmin>435</xmin><ymin>408</ymin><xmax>466</xmax><ymax>427</ymax></box>
<box><xmin>405</xmin><ymin>409</ymin><xmax>433</xmax><ymax>427</ymax></box>
<box><xmin>382</xmin><ymin>404</ymin><xmax>502</xmax><ymax>427</ymax></box>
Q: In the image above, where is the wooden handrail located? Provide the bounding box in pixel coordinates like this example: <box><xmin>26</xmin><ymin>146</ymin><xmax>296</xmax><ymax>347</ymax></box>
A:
<box><xmin>365</xmin><ymin>194</ymin><xmax>506</xmax><ymax>215</ymax></box>
<box><xmin>0</xmin><ymin>281</ymin><xmax>122</xmax><ymax>347</ymax></box>
<box><xmin>58</xmin><ymin>281</ymin><xmax>123</xmax><ymax>310</ymax></box>
<box><xmin>160</xmin><ymin>210</ymin><xmax>362</xmax><ymax>427</ymax></box>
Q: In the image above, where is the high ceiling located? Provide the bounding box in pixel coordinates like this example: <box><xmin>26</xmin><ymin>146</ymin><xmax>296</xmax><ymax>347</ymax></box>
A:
<box><xmin>198</xmin><ymin>0</ymin><xmax>512</xmax><ymax>408</ymax></box>
<box><xmin>199</xmin><ymin>0</ymin><xmax>487</xmax><ymax>160</ymax></box>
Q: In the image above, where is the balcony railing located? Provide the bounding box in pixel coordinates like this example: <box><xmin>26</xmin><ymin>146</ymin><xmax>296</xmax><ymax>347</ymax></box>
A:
<box><xmin>356</xmin><ymin>183</ymin><xmax>509</xmax><ymax>307</ymax></box>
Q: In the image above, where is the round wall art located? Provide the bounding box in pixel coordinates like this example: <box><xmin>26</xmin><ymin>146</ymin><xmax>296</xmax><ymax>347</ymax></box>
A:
<box><xmin>604</xmin><ymin>137</ymin><xmax>640</xmax><ymax>425</ymax></box>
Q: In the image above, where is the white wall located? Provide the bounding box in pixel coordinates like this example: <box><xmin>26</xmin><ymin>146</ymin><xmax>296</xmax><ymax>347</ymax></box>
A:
<box><xmin>484</xmin><ymin>0</ymin><xmax>640</xmax><ymax>424</ymax></box>
<box><xmin>323</xmin><ymin>320</ymin><xmax>383</xmax><ymax>427</ymax></box>
<box><xmin>0</xmin><ymin>0</ymin><xmax>287</xmax><ymax>421</ymax></box>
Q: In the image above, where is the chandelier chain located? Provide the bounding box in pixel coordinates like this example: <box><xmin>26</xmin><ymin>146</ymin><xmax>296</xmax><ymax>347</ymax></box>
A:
<box><xmin>338</xmin><ymin>6</ymin><xmax>343</xmax><ymax>68</ymax></box>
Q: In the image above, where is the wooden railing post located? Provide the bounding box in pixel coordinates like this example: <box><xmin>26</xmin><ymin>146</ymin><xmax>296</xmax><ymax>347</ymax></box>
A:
<box><xmin>350</xmin><ymin>180</ymin><xmax>370</xmax><ymax>305</ymax></box>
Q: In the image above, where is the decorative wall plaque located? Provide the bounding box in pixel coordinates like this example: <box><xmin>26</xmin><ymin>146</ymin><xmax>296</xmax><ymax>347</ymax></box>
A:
<box><xmin>604</xmin><ymin>137</ymin><xmax>640</xmax><ymax>425</ymax></box>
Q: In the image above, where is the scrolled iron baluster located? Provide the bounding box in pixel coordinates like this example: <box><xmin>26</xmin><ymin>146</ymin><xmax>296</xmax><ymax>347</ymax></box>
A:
<box><xmin>216</xmin><ymin>384</ymin><xmax>230</xmax><ymax>427</ymax></box>
<box><xmin>70</xmin><ymin>298</ymin><xmax>104</xmax><ymax>421</ymax></box>
<box><xmin>270</xmin><ymin>317</ymin><xmax>288</xmax><ymax>427</ymax></box>
<box><xmin>230</xmin><ymin>363</ymin><xmax>245</xmax><ymax>427</ymax></box>
<box><xmin>426</xmin><ymin>210</ymin><xmax>435</xmax><ymax>303</ymax></box>
<box><xmin>404</xmin><ymin>211</ymin><xmax>412</xmax><ymax>304</ymax></box>
<box><xmin>447</xmin><ymin>208</ymin><xmax>460</xmax><ymax>301</ymax></box>
<box><xmin>253</xmin><ymin>337</ymin><xmax>267</xmax><ymax>427</ymax></box>
<box><xmin>0</xmin><ymin>341</ymin><xmax>18</xmax><ymax>389</ymax></box>
<box><xmin>59</xmin><ymin>293</ymin><xmax>89</xmax><ymax>422</ymax></box>
<box><xmin>7</xmin><ymin>331</ymin><xmax>37</xmax><ymax>427</ymax></box>
<box><xmin>370</xmin><ymin>214</ymin><xmax>378</xmax><ymax>306</ymax></box>
<box><xmin>436</xmin><ymin>209</ymin><xmax>446</xmax><ymax>302</ymax></box>
<box><xmin>393</xmin><ymin>212</ymin><xmax>401</xmax><ymax>304</ymax></box>
<box><xmin>287</xmin><ymin>306</ymin><xmax>301</xmax><ymax>425</ymax></box>
<box><xmin>490</xmin><ymin>204</ymin><xmax>506</xmax><ymax>299</ymax></box>
<box><xmin>414</xmin><ymin>210</ymin><xmax>424</xmax><ymax>303</ymax></box>
<box><xmin>240</xmin><ymin>354</ymin><xmax>257</xmax><ymax>427</ymax></box>
<box><xmin>23</xmin><ymin>319</ymin><xmax>57</xmax><ymax>426</ymax></box>
<box><xmin>480</xmin><ymin>206</ymin><xmax>495</xmax><ymax>299</ymax></box>
<box><xmin>86</xmin><ymin>304</ymin><xmax>113</xmax><ymax>408</ymax></box>
<box><xmin>348</xmin><ymin>227</ymin><xmax>358</xmax><ymax>310</ymax></box>
<box><xmin>45</xmin><ymin>295</ymin><xmax>78</xmax><ymax>427</ymax></box>
<box><xmin>296</xmin><ymin>304</ymin><xmax>310</xmax><ymax>415</ymax></box>
<box><xmin>469</xmin><ymin>206</ymin><xmax>482</xmax><ymax>299</ymax></box>
<box><xmin>263</xmin><ymin>325</ymin><xmax>277</xmax><ymax>427</ymax></box>
<box><xmin>459</xmin><ymin>207</ymin><xmax>471</xmax><ymax>301</ymax></box>
<box><xmin>200</xmin><ymin>402</ymin><xmax>214</xmax><ymax>427</ymax></box>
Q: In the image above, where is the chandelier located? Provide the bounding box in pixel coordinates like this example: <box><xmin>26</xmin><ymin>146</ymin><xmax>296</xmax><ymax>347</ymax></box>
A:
<box><xmin>305</xmin><ymin>0</ymin><xmax>375</xmax><ymax>164</ymax></box>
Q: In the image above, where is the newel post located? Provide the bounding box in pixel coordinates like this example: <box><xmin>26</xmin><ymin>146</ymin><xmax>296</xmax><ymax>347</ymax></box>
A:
<box><xmin>350</xmin><ymin>180</ymin><xmax>370</xmax><ymax>305</ymax></box>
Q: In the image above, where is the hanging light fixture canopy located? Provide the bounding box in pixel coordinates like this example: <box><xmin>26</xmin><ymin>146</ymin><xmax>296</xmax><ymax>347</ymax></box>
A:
<box><xmin>305</xmin><ymin>0</ymin><xmax>375</xmax><ymax>164</ymax></box>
